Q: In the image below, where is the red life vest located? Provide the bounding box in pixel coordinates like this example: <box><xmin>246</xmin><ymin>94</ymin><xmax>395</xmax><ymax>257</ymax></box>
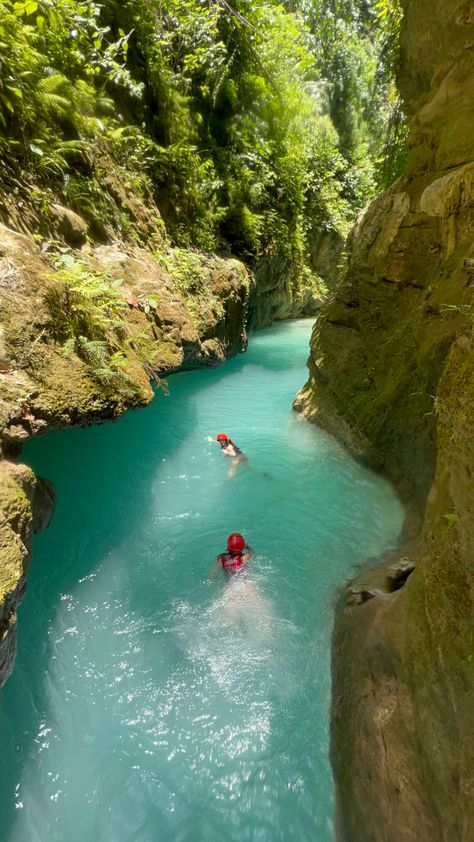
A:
<box><xmin>219</xmin><ymin>552</ymin><xmax>245</xmax><ymax>572</ymax></box>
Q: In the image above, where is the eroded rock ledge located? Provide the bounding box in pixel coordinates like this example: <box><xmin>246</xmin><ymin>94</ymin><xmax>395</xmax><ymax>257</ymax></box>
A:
<box><xmin>295</xmin><ymin>1</ymin><xmax>474</xmax><ymax>839</ymax></box>
<box><xmin>0</xmin><ymin>223</ymin><xmax>250</xmax><ymax>686</ymax></box>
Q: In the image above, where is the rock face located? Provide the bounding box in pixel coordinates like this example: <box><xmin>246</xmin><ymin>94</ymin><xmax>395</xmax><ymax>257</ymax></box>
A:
<box><xmin>0</xmin><ymin>224</ymin><xmax>250</xmax><ymax>686</ymax></box>
<box><xmin>251</xmin><ymin>252</ymin><xmax>327</xmax><ymax>327</ymax></box>
<box><xmin>0</xmin><ymin>461</ymin><xmax>54</xmax><ymax>686</ymax></box>
<box><xmin>308</xmin><ymin>226</ymin><xmax>345</xmax><ymax>290</ymax></box>
<box><xmin>0</xmin><ymin>226</ymin><xmax>250</xmax><ymax>446</ymax></box>
<box><xmin>295</xmin><ymin>1</ymin><xmax>474</xmax><ymax>839</ymax></box>
<box><xmin>250</xmin><ymin>224</ymin><xmax>344</xmax><ymax>327</ymax></box>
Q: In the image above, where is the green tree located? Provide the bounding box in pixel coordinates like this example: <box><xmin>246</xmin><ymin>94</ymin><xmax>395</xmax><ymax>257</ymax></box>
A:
<box><xmin>0</xmin><ymin>0</ymin><xmax>404</xmax><ymax>297</ymax></box>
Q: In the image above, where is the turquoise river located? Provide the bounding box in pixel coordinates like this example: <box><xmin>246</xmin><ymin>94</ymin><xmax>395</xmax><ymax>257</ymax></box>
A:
<box><xmin>0</xmin><ymin>320</ymin><xmax>404</xmax><ymax>841</ymax></box>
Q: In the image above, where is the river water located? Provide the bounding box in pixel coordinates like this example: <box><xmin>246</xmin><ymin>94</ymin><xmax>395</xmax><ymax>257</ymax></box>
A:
<box><xmin>0</xmin><ymin>320</ymin><xmax>404</xmax><ymax>841</ymax></box>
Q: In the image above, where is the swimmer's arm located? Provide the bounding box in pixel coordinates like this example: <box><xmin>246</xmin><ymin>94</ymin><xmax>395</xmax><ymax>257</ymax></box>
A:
<box><xmin>209</xmin><ymin>557</ymin><xmax>221</xmax><ymax>578</ymax></box>
<box><xmin>242</xmin><ymin>545</ymin><xmax>254</xmax><ymax>564</ymax></box>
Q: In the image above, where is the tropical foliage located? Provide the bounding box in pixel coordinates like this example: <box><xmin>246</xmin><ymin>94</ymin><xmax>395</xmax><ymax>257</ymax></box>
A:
<box><xmin>0</xmin><ymin>0</ymin><xmax>404</xmax><ymax>277</ymax></box>
<box><xmin>43</xmin><ymin>260</ymin><xmax>131</xmax><ymax>387</ymax></box>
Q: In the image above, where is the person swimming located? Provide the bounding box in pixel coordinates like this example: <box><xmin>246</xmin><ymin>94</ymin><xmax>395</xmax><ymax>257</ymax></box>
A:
<box><xmin>215</xmin><ymin>432</ymin><xmax>243</xmax><ymax>457</ymax></box>
<box><xmin>208</xmin><ymin>433</ymin><xmax>270</xmax><ymax>479</ymax></box>
<box><xmin>216</xmin><ymin>433</ymin><xmax>247</xmax><ymax>476</ymax></box>
<box><xmin>208</xmin><ymin>535</ymin><xmax>271</xmax><ymax>637</ymax></box>
<box><xmin>209</xmin><ymin>533</ymin><xmax>253</xmax><ymax>577</ymax></box>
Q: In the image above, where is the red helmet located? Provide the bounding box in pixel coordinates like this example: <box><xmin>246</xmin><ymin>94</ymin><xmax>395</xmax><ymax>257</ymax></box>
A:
<box><xmin>227</xmin><ymin>532</ymin><xmax>246</xmax><ymax>553</ymax></box>
<box><xmin>216</xmin><ymin>433</ymin><xmax>229</xmax><ymax>442</ymax></box>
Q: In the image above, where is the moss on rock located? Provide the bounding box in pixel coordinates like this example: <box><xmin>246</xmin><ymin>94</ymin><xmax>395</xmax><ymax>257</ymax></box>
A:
<box><xmin>0</xmin><ymin>461</ymin><xmax>39</xmax><ymax>687</ymax></box>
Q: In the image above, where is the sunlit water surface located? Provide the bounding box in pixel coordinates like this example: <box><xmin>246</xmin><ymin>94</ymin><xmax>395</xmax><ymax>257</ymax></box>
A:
<box><xmin>0</xmin><ymin>320</ymin><xmax>404</xmax><ymax>841</ymax></box>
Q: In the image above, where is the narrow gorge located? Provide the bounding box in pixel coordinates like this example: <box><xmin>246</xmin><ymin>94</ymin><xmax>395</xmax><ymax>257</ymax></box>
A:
<box><xmin>0</xmin><ymin>0</ymin><xmax>473</xmax><ymax>840</ymax></box>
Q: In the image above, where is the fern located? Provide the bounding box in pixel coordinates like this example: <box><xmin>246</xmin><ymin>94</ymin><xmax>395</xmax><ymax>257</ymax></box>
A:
<box><xmin>63</xmin><ymin>336</ymin><xmax>131</xmax><ymax>389</ymax></box>
<box><xmin>43</xmin><ymin>261</ymin><xmax>126</xmax><ymax>344</ymax></box>
<box><xmin>36</xmin><ymin>74</ymin><xmax>72</xmax><ymax>118</ymax></box>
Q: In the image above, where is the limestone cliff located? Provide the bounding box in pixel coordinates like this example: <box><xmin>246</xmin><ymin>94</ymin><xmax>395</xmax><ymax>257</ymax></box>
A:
<box><xmin>0</xmin><ymin>221</ymin><xmax>249</xmax><ymax>687</ymax></box>
<box><xmin>295</xmin><ymin>1</ymin><xmax>474</xmax><ymax>839</ymax></box>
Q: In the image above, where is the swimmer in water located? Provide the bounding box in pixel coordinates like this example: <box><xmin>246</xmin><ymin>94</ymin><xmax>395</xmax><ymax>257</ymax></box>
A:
<box><xmin>208</xmin><ymin>535</ymin><xmax>270</xmax><ymax>636</ymax></box>
<box><xmin>208</xmin><ymin>433</ymin><xmax>269</xmax><ymax>479</ymax></box>
<box><xmin>215</xmin><ymin>433</ymin><xmax>247</xmax><ymax>477</ymax></box>
<box><xmin>209</xmin><ymin>532</ymin><xmax>253</xmax><ymax>578</ymax></box>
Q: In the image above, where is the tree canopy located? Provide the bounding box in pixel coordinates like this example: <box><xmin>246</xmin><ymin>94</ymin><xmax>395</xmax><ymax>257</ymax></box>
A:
<box><xmin>0</xmin><ymin>0</ymin><xmax>404</xmax><ymax>275</ymax></box>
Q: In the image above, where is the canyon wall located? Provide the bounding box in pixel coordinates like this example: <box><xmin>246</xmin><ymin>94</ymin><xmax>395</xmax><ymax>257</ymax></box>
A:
<box><xmin>295</xmin><ymin>1</ymin><xmax>474</xmax><ymax>839</ymax></box>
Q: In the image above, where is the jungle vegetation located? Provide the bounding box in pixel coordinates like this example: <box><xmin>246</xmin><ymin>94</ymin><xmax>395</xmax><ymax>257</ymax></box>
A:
<box><xmin>0</xmin><ymin>0</ymin><xmax>404</xmax><ymax>273</ymax></box>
